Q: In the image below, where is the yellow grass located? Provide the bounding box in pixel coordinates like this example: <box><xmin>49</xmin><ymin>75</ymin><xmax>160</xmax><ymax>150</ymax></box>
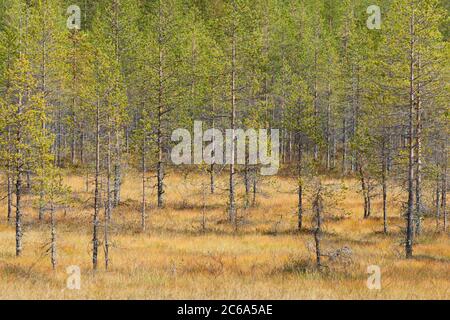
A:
<box><xmin>0</xmin><ymin>171</ymin><xmax>448</xmax><ymax>299</ymax></box>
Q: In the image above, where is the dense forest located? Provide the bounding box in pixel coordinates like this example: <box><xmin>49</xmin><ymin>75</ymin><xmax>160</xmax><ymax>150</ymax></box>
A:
<box><xmin>0</xmin><ymin>0</ymin><xmax>448</xmax><ymax>277</ymax></box>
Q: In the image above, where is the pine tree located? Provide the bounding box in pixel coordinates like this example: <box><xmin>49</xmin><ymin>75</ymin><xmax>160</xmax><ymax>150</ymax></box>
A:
<box><xmin>381</xmin><ymin>0</ymin><xmax>447</xmax><ymax>257</ymax></box>
<box><xmin>0</xmin><ymin>54</ymin><xmax>52</xmax><ymax>256</ymax></box>
<box><xmin>139</xmin><ymin>0</ymin><xmax>191</xmax><ymax>208</ymax></box>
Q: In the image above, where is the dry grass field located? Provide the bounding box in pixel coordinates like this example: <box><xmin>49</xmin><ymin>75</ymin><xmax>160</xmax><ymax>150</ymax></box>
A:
<box><xmin>0</xmin><ymin>171</ymin><xmax>448</xmax><ymax>299</ymax></box>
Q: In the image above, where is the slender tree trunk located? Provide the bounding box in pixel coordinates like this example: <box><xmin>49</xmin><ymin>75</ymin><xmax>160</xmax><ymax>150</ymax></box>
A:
<box><xmin>289</xmin><ymin>132</ymin><xmax>293</xmax><ymax>164</ymax></box>
<box><xmin>244</xmin><ymin>155</ymin><xmax>250</xmax><ymax>209</ymax></box>
<box><xmin>141</xmin><ymin>133</ymin><xmax>146</xmax><ymax>232</ymax></box>
<box><xmin>210</xmin><ymin>106</ymin><xmax>215</xmax><ymax>194</ymax></box>
<box><xmin>15</xmin><ymin>170</ymin><xmax>23</xmax><ymax>257</ymax></box>
<box><xmin>14</xmin><ymin>5</ymin><xmax>28</xmax><ymax>258</ymax></box>
<box><xmin>382</xmin><ymin>143</ymin><xmax>388</xmax><ymax>234</ymax></box>
<box><xmin>228</xmin><ymin>16</ymin><xmax>236</xmax><ymax>224</ymax></box>
<box><xmin>367</xmin><ymin>180</ymin><xmax>372</xmax><ymax>218</ymax></box>
<box><xmin>415</xmin><ymin>57</ymin><xmax>423</xmax><ymax>235</ymax></box>
<box><xmin>71</xmin><ymin>116</ymin><xmax>76</xmax><ymax>166</ymax></box>
<box><xmin>125</xmin><ymin>127</ymin><xmax>129</xmax><ymax>154</ymax></box>
<box><xmin>113</xmin><ymin>163</ymin><xmax>121</xmax><ymax>207</ymax></box>
<box><xmin>252</xmin><ymin>169</ymin><xmax>257</xmax><ymax>207</ymax></box>
<box><xmin>39</xmin><ymin>138</ymin><xmax>45</xmax><ymax>221</ymax></box>
<box><xmin>443</xmin><ymin>161</ymin><xmax>447</xmax><ymax>232</ymax></box>
<box><xmin>39</xmin><ymin>6</ymin><xmax>49</xmax><ymax>223</ymax></box>
<box><xmin>26</xmin><ymin>170</ymin><xmax>31</xmax><ymax>192</ymax></box>
<box><xmin>297</xmin><ymin>139</ymin><xmax>303</xmax><ymax>231</ymax></box>
<box><xmin>436</xmin><ymin>175</ymin><xmax>441</xmax><ymax>230</ymax></box>
<box><xmin>332</xmin><ymin>128</ymin><xmax>337</xmax><ymax>169</ymax></box>
<box><xmin>201</xmin><ymin>183</ymin><xmax>207</xmax><ymax>232</ymax></box>
<box><xmin>313</xmin><ymin>48</ymin><xmax>319</xmax><ymax>162</ymax></box>
<box><xmin>113</xmin><ymin>0</ymin><xmax>122</xmax><ymax>208</ymax></box>
<box><xmin>105</xmin><ymin>123</ymin><xmax>112</xmax><ymax>270</ymax></box>
<box><xmin>7</xmin><ymin>172</ymin><xmax>12</xmax><ymax>224</ymax></box>
<box><xmin>113</xmin><ymin>130</ymin><xmax>121</xmax><ymax>208</ymax></box>
<box><xmin>342</xmin><ymin>117</ymin><xmax>347</xmax><ymax>175</ymax></box>
<box><xmin>92</xmin><ymin>98</ymin><xmax>100</xmax><ymax>271</ymax></box>
<box><xmin>56</xmin><ymin>107</ymin><xmax>62</xmax><ymax>167</ymax></box>
<box><xmin>210</xmin><ymin>164</ymin><xmax>215</xmax><ymax>194</ymax></box>
<box><xmin>80</xmin><ymin>130</ymin><xmax>84</xmax><ymax>164</ymax></box>
<box><xmin>350</xmin><ymin>66</ymin><xmax>360</xmax><ymax>173</ymax></box>
<box><xmin>358</xmin><ymin>164</ymin><xmax>369</xmax><ymax>218</ymax></box>
<box><xmin>326</xmin><ymin>82</ymin><xmax>331</xmax><ymax>170</ymax></box>
<box><xmin>387</xmin><ymin>135</ymin><xmax>393</xmax><ymax>172</ymax></box>
<box><xmin>313</xmin><ymin>185</ymin><xmax>323</xmax><ymax>270</ymax></box>
<box><xmin>7</xmin><ymin>127</ymin><xmax>12</xmax><ymax>223</ymax></box>
<box><xmin>39</xmin><ymin>186</ymin><xmax>45</xmax><ymax>221</ymax></box>
<box><xmin>405</xmin><ymin>12</ymin><xmax>416</xmax><ymax>259</ymax></box>
<box><xmin>157</xmin><ymin>13</ymin><xmax>165</xmax><ymax>209</ymax></box>
<box><xmin>50</xmin><ymin>202</ymin><xmax>56</xmax><ymax>270</ymax></box>
<box><xmin>156</xmin><ymin>118</ymin><xmax>164</xmax><ymax>208</ymax></box>
<box><xmin>15</xmin><ymin>94</ymin><xmax>24</xmax><ymax>256</ymax></box>
<box><xmin>70</xmin><ymin>25</ymin><xmax>77</xmax><ymax>167</ymax></box>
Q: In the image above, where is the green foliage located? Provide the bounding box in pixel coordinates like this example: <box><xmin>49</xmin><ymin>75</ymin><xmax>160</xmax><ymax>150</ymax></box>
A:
<box><xmin>0</xmin><ymin>55</ymin><xmax>53</xmax><ymax>172</ymax></box>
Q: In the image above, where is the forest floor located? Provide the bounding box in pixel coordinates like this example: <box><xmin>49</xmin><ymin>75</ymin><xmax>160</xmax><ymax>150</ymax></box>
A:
<box><xmin>0</xmin><ymin>171</ymin><xmax>448</xmax><ymax>299</ymax></box>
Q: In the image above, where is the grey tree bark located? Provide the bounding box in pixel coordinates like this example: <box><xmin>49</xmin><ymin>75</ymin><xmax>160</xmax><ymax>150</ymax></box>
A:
<box><xmin>326</xmin><ymin>82</ymin><xmax>332</xmax><ymax>170</ymax></box>
<box><xmin>313</xmin><ymin>184</ymin><xmax>323</xmax><ymax>271</ymax></box>
<box><xmin>141</xmin><ymin>133</ymin><xmax>147</xmax><ymax>232</ymax></box>
<box><xmin>156</xmin><ymin>9</ymin><xmax>165</xmax><ymax>209</ymax></box>
<box><xmin>342</xmin><ymin>117</ymin><xmax>347</xmax><ymax>175</ymax></box>
<box><xmin>382</xmin><ymin>141</ymin><xmax>388</xmax><ymax>234</ymax></box>
<box><xmin>436</xmin><ymin>175</ymin><xmax>441</xmax><ymax>230</ymax></box>
<box><xmin>228</xmin><ymin>10</ymin><xmax>236</xmax><ymax>224</ymax></box>
<box><xmin>92</xmin><ymin>98</ymin><xmax>101</xmax><ymax>271</ymax></box>
<box><xmin>7</xmin><ymin>158</ymin><xmax>12</xmax><ymax>223</ymax></box>
<box><xmin>15</xmin><ymin>169</ymin><xmax>23</xmax><ymax>257</ymax></box>
<box><xmin>297</xmin><ymin>139</ymin><xmax>303</xmax><ymax>231</ymax></box>
<box><xmin>313</xmin><ymin>48</ymin><xmax>319</xmax><ymax>162</ymax></box>
<box><xmin>405</xmin><ymin>11</ymin><xmax>416</xmax><ymax>259</ymax></box>
<box><xmin>50</xmin><ymin>202</ymin><xmax>56</xmax><ymax>270</ymax></box>
<box><xmin>252</xmin><ymin>170</ymin><xmax>257</xmax><ymax>207</ymax></box>
<box><xmin>414</xmin><ymin>57</ymin><xmax>423</xmax><ymax>235</ymax></box>
<box><xmin>443</xmin><ymin>160</ymin><xmax>447</xmax><ymax>232</ymax></box>
<box><xmin>105</xmin><ymin>122</ymin><xmax>112</xmax><ymax>270</ymax></box>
